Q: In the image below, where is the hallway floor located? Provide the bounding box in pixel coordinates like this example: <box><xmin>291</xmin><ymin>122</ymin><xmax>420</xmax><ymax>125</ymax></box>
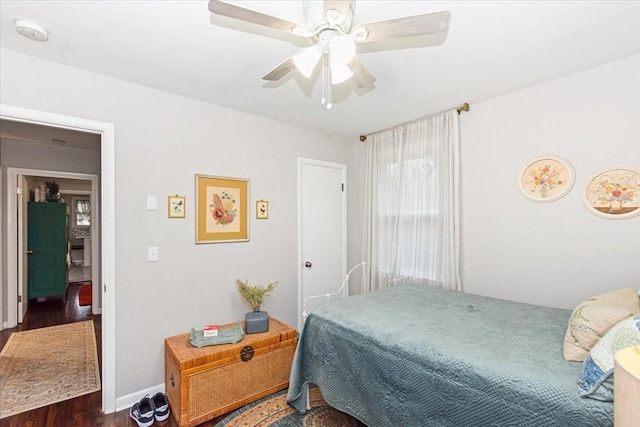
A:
<box><xmin>68</xmin><ymin>265</ymin><xmax>91</xmax><ymax>283</ymax></box>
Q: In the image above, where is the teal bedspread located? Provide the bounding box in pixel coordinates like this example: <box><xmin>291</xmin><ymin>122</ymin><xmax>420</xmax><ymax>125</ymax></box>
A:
<box><xmin>287</xmin><ymin>285</ymin><xmax>613</xmax><ymax>426</ymax></box>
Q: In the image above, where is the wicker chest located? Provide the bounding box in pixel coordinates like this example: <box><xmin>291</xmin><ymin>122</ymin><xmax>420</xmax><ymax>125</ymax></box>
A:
<box><xmin>164</xmin><ymin>317</ymin><xmax>297</xmax><ymax>427</ymax></box>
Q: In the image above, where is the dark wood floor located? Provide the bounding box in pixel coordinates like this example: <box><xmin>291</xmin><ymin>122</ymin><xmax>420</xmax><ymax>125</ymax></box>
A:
<box><xmin>0</xmin><ymin>284</ymin><xmax>224</xmax><ymax>427</ymax></box>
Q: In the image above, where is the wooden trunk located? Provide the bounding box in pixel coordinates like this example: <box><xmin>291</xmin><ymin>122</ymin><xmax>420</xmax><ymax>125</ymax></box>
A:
<box><xmin>164</xmin><ymin>317</ymin><xmax>297</xmax><ymax>427</ymax></box>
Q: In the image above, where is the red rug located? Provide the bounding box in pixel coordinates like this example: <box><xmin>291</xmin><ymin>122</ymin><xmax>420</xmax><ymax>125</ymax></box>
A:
<box><xmin>78</xmin><ymin>283</ymin><xmax>92</xmax><ymax>306</ymax></box>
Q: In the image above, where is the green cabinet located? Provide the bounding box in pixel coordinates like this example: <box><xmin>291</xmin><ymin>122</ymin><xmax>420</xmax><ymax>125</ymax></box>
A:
<box><xmin>27</xmin><ymin>202</ymin><xmax>69</xmax><ymax>299</ymax></box>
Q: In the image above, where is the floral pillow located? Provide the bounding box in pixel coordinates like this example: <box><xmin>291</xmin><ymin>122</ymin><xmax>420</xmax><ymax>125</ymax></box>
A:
<box><xmin>563</xmin><ymin>288</ymin><xmax>640</xmax><ymax>362</ymax></box>
<box><xmin>577</xmin><ymin>314</ymin><xmax>640</xmax><ymax>401</ymax></box>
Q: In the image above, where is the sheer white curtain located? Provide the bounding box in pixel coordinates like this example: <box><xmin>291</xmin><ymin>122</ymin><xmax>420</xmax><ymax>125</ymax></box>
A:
<box><xmin>361</xmin><ymin>109</ymin><xmax>461</xmax><ymax>292</ymax></box>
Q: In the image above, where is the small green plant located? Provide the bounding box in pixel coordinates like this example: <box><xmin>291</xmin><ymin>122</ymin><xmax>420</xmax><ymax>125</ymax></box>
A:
<box><xmin>236</xmin><ymin>279</ymin><xmax>278</xmax><ymax>312</ymax></box>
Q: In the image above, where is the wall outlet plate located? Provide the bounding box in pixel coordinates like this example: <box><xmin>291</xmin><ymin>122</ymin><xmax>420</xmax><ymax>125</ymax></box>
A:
<box><xmin>147</xmin><ymin>246</ymin><xmax>158</xmax><ymax>262</ymax></box>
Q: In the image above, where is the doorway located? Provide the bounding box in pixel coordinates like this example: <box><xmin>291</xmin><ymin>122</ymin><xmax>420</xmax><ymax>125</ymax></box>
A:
<box><xmin>0</xmin><ymin>104</ymin><xmax>116</xmax><ymax>413</ymax></box>
<box><xmin>297</xmin><ymin>158</ymin><xmax>347</xmax><ymax>330</ymax></box>
<box><xmin>14</xmin><ymin>171</ymin><xmax>99</xmax><ymax>323</ymax></box>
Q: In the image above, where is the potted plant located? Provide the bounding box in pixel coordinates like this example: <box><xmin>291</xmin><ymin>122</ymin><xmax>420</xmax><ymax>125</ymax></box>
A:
<box><xmin>236</xmin><ymin>279</ymin><xmax>278</xmax><ymax>334</ymax></box>
<box><xmin>45</xmin><ymin>180</ymin><xmax>60</xmax><ymax>202</ymax></box>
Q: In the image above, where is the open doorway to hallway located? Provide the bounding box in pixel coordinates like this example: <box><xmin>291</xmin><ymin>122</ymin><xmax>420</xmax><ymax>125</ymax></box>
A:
<box><xmin>1</xmin><ymin>123</ymin><xmax>101</xmax><ymax>416</ymax></box>
<box><xmin>0</xmin><ymin>105</ymin><xmax>116</xmax><ymax>413</ymax></box>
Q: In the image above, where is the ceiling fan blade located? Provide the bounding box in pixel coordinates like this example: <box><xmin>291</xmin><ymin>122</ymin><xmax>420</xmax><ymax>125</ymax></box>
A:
<box><xmin>348</xmin><ymin>57</ymin><xmax>376</xmax><ymax>88</ymax></box>
<box><xmin>208</xmin><ymin>0</ymin><xmax>301</xmax><ymax>33</ymax></box>
<box><xmin>261</xmin><ymin>57</ymin><xmax>296</xmax><ymax>82</ymax></box>
<box><xmin>351</xmin><ymin>10</ymin><xmax>451</xmax><ymax>43</ymax></box>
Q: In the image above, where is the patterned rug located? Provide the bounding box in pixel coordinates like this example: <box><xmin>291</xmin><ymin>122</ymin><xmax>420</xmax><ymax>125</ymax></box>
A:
<box><xmin>214</xmin><ymin>387</ymin><xmax>366</xmax><ymax>427</ymax></box>
<box><xmin>0</xmin><ymin>320</ymin><xmax>101</xmax><ymax>419</ymax></box>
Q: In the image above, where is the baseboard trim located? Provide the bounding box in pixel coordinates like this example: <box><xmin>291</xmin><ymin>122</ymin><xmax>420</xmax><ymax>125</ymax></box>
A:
<box><xmin>115</xmin><ymin>383</ymin><xmax>165</xmax><ymax>412</ymax></box>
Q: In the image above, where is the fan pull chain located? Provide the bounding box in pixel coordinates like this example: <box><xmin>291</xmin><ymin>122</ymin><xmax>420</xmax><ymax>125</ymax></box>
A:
<box><xmin>321</xmin><ymin>55</ymin><xmax>326</xmax><ymax>106</ymax></box>
<box><xmin>326</xmin><ymin>78</ymin><xmax>332</xmax><ymax>110</ymax></box>
<box><xmin>321</xmin><ymin>55</ymin><xmax>332</xmax><ymax>110</ymax></box>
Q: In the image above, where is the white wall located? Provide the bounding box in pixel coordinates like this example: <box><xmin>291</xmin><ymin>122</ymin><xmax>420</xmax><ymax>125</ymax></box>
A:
<box><xmin>0</xmin><ymin>48</ymin><xmax>359</xmax><ymax>398</ymax></box>
<box><xmin>461</xmin><ymin>54</ymin><xmax>640</xmax><ymax>309</ymax></box>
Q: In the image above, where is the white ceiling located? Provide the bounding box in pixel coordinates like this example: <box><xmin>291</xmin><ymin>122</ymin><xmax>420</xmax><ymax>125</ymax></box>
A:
<box><xmin>1</xmin><ymin>1</ymin><xmax>640</xmax><ymax>141</ymax></box>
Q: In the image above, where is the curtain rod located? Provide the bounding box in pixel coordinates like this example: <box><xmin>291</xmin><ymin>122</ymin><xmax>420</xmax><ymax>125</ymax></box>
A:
<box><xmin>359</xmin><ymin>102</ymin><xmax>469</xmax><ymax>142</ymax></box>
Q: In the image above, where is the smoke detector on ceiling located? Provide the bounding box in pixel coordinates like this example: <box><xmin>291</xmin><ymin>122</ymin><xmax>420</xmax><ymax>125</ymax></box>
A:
<box><xmin>14</xmin><ymin>18</ymin><xmax>49</xmax><ymax>41</ymax></box>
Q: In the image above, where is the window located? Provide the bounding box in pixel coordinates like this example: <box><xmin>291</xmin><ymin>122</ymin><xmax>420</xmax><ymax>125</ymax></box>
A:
<box><xmin>380</xmin><ymin>157</ymin><xmax>441</xmax><ymax>283</ymax></box>
<box><xmin>362</xmin><ymin>110</ymin><xmax>461</xmax><ymax>291</ymax></box>
<box><xmin>73</xmin><ymin>197</ymin><xmax>90</xmax><ymax>228</ymax></box>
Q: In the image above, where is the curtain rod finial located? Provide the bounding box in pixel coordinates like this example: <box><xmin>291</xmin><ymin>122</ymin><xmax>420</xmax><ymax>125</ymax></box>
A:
<box><xmin>360</xmin><ymin>135</ymin><xmax>367</xmax><ymax>142</ymax></box>
<box><xmin>456</xmin><ymin>103</ymin><xmax>470</xmax><ymax>114</ymax></box>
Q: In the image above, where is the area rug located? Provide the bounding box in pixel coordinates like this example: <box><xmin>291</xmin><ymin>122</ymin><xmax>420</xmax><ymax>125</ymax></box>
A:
<box><xmin>0</xmin><ymin>320</ymin><xmax>101</xmax><ymax>419</ymax></box>
<box><xmin>78</xmin><ymin>283</ymin><xmax>92</xmax><ymax>306</ymax></box>
<box><xmin>214</xmin><ymin>387</ymin><xmax>365</xmax><ymax>427</ymax></box>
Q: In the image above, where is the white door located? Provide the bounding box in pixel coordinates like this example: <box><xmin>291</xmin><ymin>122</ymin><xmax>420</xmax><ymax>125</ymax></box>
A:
<box><xmin>298</xmin><ymin>158</ymin><xmax>347</xmax><ymax>330</ymax></box>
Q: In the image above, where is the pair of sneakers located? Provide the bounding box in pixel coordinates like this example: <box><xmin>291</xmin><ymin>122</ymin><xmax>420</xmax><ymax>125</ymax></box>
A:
<box><xmin>129</xmin><ymin>392</ymin><xmax>170</xmax><ymax>427</ymax></box>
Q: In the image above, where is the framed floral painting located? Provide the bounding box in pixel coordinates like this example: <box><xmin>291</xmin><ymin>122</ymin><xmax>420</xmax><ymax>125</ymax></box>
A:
<box><xmin>196</xmin><ymin>174</ymin><xmax>249</xmax><ymax>243</ymax></box>
<box><xmin>582</xmin><ymin>166</ymin><xmax>640</xmax><ymax>219</ymax></box>
<box><xmin>518</xmin><ymin>156</ymin><xmax>575</xmax><ymax>202</ymax></box>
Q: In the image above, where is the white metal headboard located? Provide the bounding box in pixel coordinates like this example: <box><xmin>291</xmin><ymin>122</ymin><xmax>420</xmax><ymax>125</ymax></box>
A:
<box><xmin>301</xmin><ymin>261</ymin><xmax>405</xmax><ymax>323</ymax></box>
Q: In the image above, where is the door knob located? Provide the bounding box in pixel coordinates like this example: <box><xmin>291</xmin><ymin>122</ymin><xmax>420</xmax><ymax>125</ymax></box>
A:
<box><xmin>304</xmin><ymin>261</ymin><xmax>312</xmax><ymax>268</ymax></box>
<box><xmin>26</xmin><ymin>250</ymin><xmax>34</xmax><ymax>254</ymax></box>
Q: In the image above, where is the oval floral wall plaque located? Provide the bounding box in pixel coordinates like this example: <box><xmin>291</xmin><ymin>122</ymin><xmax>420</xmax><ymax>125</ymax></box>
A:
<box><xmin>519</xmin><ymin>156</ymin><xmax>575</xmax><ymax>202</ymax></box>
<box><xmin>582</xmin><ymin>166</ymin><xmax>640</xmax><ymax>219</ymax></box>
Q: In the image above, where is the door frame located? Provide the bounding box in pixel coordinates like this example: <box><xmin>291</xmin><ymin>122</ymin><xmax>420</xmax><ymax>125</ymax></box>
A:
<box><xmin>12</xmin><ymin>169</ymin><xmax>99</xmax><ymax>321</ymax></box>
<box><xmin>0</xmin><ymin>166</ymin><xmax>3</xmax><ymax>331</ymax></box>
<box><xmin>297</xmin><ymin>157</ymin><xmax>347</xmax><ymax>330</ymax></box>
<box><xmin>0</xmin><ymin>104</ymin><xmax>116</xmax><ymax>413</ymax></box>
<box><xmin>18</xmin><ymin>175</ymin><xmax>29</xmax><ymax>323</ymax></box>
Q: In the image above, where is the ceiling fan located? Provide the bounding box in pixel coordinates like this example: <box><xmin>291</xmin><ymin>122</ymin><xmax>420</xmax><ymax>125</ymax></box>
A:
<box><xmin>208</xmin><ymin>0</ymin><xmax>451</xmax><ymax>107</ymax></box>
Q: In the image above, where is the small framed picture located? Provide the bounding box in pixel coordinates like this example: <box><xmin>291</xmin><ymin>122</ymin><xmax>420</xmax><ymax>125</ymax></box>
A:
<box><xmin>518</xmin><ymin>156</ymin><xmax>575</xmax><ymax>202</ymax></box>
<box><xmin>168</xmin><ymin>195</ymin><xmax>186</xmax><ymax>218</ymax></box>
<box><xmin>256</xmin><ymin>200</ymin><xmax>269</xmax><ymax>219</ymax></box>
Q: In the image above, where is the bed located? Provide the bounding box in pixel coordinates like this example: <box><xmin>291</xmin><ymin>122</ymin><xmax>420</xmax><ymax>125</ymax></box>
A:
<box><xmin>287</xmin><ymin>284</ymin><xmax>613</xmax><ymax>426</ymax></box>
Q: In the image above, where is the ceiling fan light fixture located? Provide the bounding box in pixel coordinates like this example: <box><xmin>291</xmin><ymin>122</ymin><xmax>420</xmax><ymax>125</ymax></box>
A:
<box><xmin>207</xmin><ymin>0</ymin><xmax>452</xmax><ymax>105</ymax></box>
<box><xmin>330</xmin><ymin>60</ymin><xmax>353</xmax><ymax>85</ymax></box>
<box><xmin>329</xmin><ymin>35</ymin><xmax>356</xmax><ymax>65</ymax></box>
<box><xmin>293</xmin><ymin>45</ymin><xmax>322</xmax><ymax>78</ymax></box>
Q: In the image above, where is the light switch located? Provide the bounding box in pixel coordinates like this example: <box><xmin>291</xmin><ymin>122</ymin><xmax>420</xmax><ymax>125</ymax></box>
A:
<box><xmin>147</xmin><ymin>195</ymin><xmax>157</xmax><ymax>211</ymax></box>
<box><xmin>148</xmin><ymin>246</ymin><xmax>158</xmax><ymax>262</ymax></box>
